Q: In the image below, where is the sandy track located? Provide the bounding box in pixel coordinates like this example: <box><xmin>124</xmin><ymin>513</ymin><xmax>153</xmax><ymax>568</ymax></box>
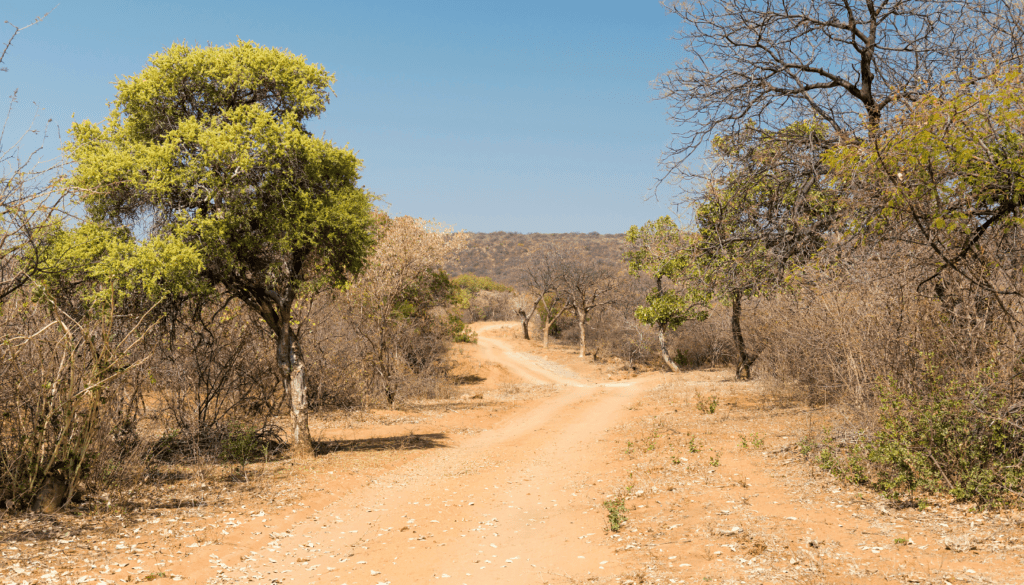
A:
<box><xmin>195</xmin><ymin>322</ymin><xmax>666</xmax><ymax>584</ymax></box>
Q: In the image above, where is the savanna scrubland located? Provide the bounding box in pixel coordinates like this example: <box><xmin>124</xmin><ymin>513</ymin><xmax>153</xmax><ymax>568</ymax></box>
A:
<box><xmin>3</xmin><ymin>1</ymin><xmax>1024</xmax><ymax>583</ymax></box>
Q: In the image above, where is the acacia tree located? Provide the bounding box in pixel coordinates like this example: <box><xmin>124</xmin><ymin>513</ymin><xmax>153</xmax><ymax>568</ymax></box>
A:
<box><xmin>625</xmin><ymin>217</ymin><xmax>709</xmax><ymax>372</ymax></box>
<box><xmin>62</xmin><ymin>41</ymin><xmax>375</xmax><ymax>457</ymax></box>
<box><xmin>560</xmin><ymin>252</ymin><xmax>619</xmax><ymax>358</ymax></box>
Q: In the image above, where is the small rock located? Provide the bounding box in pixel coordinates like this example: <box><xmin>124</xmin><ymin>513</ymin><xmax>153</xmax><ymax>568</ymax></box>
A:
<box><xmin>943</xmin><ymin>536</ymin><xmax>977</xmax><ymax>553</ymax></box>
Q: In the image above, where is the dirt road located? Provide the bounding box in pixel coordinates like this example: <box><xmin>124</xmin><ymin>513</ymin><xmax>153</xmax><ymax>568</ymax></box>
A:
<box><xmin>188</xmin><ymin>322</ymin><xmax>668</xmax><ymax>584</ymax></box>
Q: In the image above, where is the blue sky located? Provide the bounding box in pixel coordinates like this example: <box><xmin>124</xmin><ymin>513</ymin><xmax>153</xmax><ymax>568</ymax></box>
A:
<box><xmin>2</xmin><ymin>1</ymin><xmax>684</xmax><ymax>233</ymax></box>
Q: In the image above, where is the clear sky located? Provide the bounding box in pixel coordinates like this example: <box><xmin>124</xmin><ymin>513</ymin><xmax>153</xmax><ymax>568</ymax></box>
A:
<box><xmin>2</xmin><ymin>1</ymin><xmax>684</xmax><ymax>234</ymax></box>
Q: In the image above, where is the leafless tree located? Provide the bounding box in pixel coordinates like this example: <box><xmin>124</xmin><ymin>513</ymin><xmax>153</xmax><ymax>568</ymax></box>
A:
<box><xmin>1</xmin><ymin>13</ymin><xmax>64</xmax><ymax>303</ymax></box>
<box><xmin>508</xmin><ymin>294</ymin><xmax>536</xmax><ymax>339</ymax></box>
<box><xmin>514</xmin><ymin>246</ymin><xmax>569</xmax><ymax>342</ymax></box>
<box><xmin>1</xmin><ymin>13</ymin><xmax>50</xmax><ymax>72</ymax></box>
<box><xmin>656</xmin><ymin>0</ymin><xmax>1024</xmax><ymax>181</ymax></box>
<box><xmin>560</xmin><ymin>252</ymin><xmax>621</xmax><ymax>358</ymax></box>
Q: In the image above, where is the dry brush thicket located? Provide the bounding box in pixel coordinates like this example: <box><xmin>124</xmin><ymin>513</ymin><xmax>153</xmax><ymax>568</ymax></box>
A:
<box><xmin>751</xmin><ymin>243</ymin><xmax>1024</xmax><ymax>506</ymax></box>
<box><xmin>0</xmin><ymin>215</ymin><xmax>467</xmax><ymax>513</ymax></box>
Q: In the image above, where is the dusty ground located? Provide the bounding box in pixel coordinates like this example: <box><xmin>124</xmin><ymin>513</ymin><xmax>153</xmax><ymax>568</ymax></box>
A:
<box><xmin>2</xmin><ymin>322</ymin><xmax>1024</xmax><ymax>584</ymax></box>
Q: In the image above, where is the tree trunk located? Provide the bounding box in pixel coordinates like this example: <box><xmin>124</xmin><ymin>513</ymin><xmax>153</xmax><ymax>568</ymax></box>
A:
<box><xmin>277</xmin><ymin>321</ymin><xmax>313</xmax><ymax>458</ymax></box>
<box><xmin>731</xmin><ymin>291</ymin><xmax>752</xmax><ymax>380</ymax></box>
<box><xmin>658</xmin><ymin>324</ymin><xmax>680</xmax><ymax>372</ymax></box>
<box><xmin>542</xmin><ymin>318</ymin><xmax>551</xmax><ymax>348</ymax></box>
<box><xmin>516</xmin><ymin>309</ymin><xmax>530</xmax><ymax>340</ymax></box>
<box><xmin>287</xmin><ymin>347</ymin><xmax>313</xmax><ymax>457</ymax></box>
<box><xmin>577</xmin><ymin>309</ymin><xmax>587</xmax><ymax>358</ymax></box>
<box><xmin>653</xmin><ymin>277</ymin><xmax>680</xmax><ymax>373</ymax></box>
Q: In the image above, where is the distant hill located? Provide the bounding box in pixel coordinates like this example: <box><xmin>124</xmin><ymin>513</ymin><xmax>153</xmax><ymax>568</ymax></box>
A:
<box><xmin>448</xmin><ymin>232</ymin><xmax>627</xmax><ymax>287</ymax></box>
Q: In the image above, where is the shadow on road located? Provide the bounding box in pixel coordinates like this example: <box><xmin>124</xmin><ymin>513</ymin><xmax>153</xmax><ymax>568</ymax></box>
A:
<box><xmin>451</xmin><ymin>373</ymin><xmax>485</xmax><ymax>385</ymax></box>
<box><xmin>315</xmin><ymin>432</ymin><xmax>448</xmax><ymax>455</ymax></box>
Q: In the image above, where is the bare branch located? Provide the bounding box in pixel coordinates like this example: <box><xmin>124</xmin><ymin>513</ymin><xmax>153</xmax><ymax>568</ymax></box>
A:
<box><xmin>655</xmin><ymin>0</ymin><xmax>1024</xmax><ymax>193</ymax></box>
<box><xmin>0</xmin><ymin>10</ymin><xmax>52</xmax><ymax>72</ymax></box>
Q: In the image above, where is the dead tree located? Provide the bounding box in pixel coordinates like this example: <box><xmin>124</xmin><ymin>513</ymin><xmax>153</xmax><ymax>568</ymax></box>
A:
<box><xmin>656</xmin><ymin>0</ymin><xmax>1024</xmax><ymax>181</ymax></box>
<box><xmin>559</xmin><ymin>252</ymin><xmax>620</xmax><ymax>358</ymax></box>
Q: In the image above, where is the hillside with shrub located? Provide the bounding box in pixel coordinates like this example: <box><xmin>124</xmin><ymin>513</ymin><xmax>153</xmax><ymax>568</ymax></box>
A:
<box><xmin>447</xmin><ymin>231</ymin><xmax>627</xmax><ymax>286</ymax></box>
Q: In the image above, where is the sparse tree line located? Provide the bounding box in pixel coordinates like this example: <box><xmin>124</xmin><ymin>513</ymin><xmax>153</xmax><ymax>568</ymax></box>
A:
<box><xmin>0</xmin><ymin>36</ymin><xmax>475</xmax><ymax>513</ymax></box>
<box><xmin>453</xmin><ymin>245</ymin><xmax>723</xmax><ymax>373</ymax></box>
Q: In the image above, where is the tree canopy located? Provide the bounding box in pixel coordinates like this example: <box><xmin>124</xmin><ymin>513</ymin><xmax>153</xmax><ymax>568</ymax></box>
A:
<box><xmin>61</xmin><ymin>40</ymin><xmax>376</xmax><ymax>456</ymax></box>
<box><xmin>625</xmin><ymin>216</ymin><xmax>709</xmax><ymax>371</ymax></box>
<box><xmin>829</xmin><ymin>64</ymin><xmax>1024</xmax><ymax>315</ymax></box>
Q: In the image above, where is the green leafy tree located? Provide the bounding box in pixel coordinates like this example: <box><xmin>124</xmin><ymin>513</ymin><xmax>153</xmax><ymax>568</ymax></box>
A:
<box><xmin>692</xmin><ymin>122</ymin><xmax>841</xmax><ymax>378</ymax></box>
<box><xmin>62</xmin><ymin>41</ymin><xmax>375</xmax><ymax>457</ymax></box>
<box><xmin>625</xmin><ymin>216</ymin><xmax>709</xmax><ymax>372</ymax></box>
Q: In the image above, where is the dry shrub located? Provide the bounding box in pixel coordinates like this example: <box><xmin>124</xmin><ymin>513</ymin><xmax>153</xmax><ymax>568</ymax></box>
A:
<box><xmin>303</xmin><ymin>292</ymin><xmax>457</xmax><ymax>409</ymax></box>
<box><xmin>756</xmin><ymin>276</ymin><xmax>900</xmax><ymax>408</ymax></box>
<box><xmin>0</xmin><ymin>297</ymin><xmax>151</xmax><ymax>512</ymax></box>
<box><xmin>666</xmin><ymin>304</ymin><xmax>735</xmax><ymax>369</ymax></box>
<box><xmin>302</xmin><ymin>218</ymin><xmax>466</xmax><ymax>408</ymax></box>
<box><xmin>464</xmin><ymin>290</ymin><xmax>517</xmax><ymax>322</ymax></box>
<box><xmin>756</xmin><ymin>254</ymin><xmax>982</xmax><ymax>408</ymax></box>
<box><xmin>147</xmin><ymin>300</ymin><xmax>282</xmax><ymax>458</ymax></box>
<box><xmin>585</xmin><ymin>310</ymin><xmax>658</xmax><ymax>368</ymax></box>
<box><xmin>582</xmin><ymin>277</ymin><xmax>660</xmax><ymax>368</ymax></box>
<box><xmin>757</xmin><ymin>251</ymin><xmax>1024</xmax><ymax>504</ymax></box>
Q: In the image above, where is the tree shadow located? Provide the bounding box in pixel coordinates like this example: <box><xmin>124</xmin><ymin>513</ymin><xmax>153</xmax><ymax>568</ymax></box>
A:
<box><xmin>394</xmin><ymin>399</ymin><xmax>503</xmax><ymax>414</ymax></box>
<box><xmin>314</xmin><ymin>432</ymin><xmax>448</xmax><ymax>455</ymax></box>
<box><xmin>146</xmin><ymin>497</ymin><xmax>209</xmax><ymax>510</ymax></box>
<box><xmin>451</xmin><ymin>374</ymin><xmax>485</xmax><ymax>385</ymax></box>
